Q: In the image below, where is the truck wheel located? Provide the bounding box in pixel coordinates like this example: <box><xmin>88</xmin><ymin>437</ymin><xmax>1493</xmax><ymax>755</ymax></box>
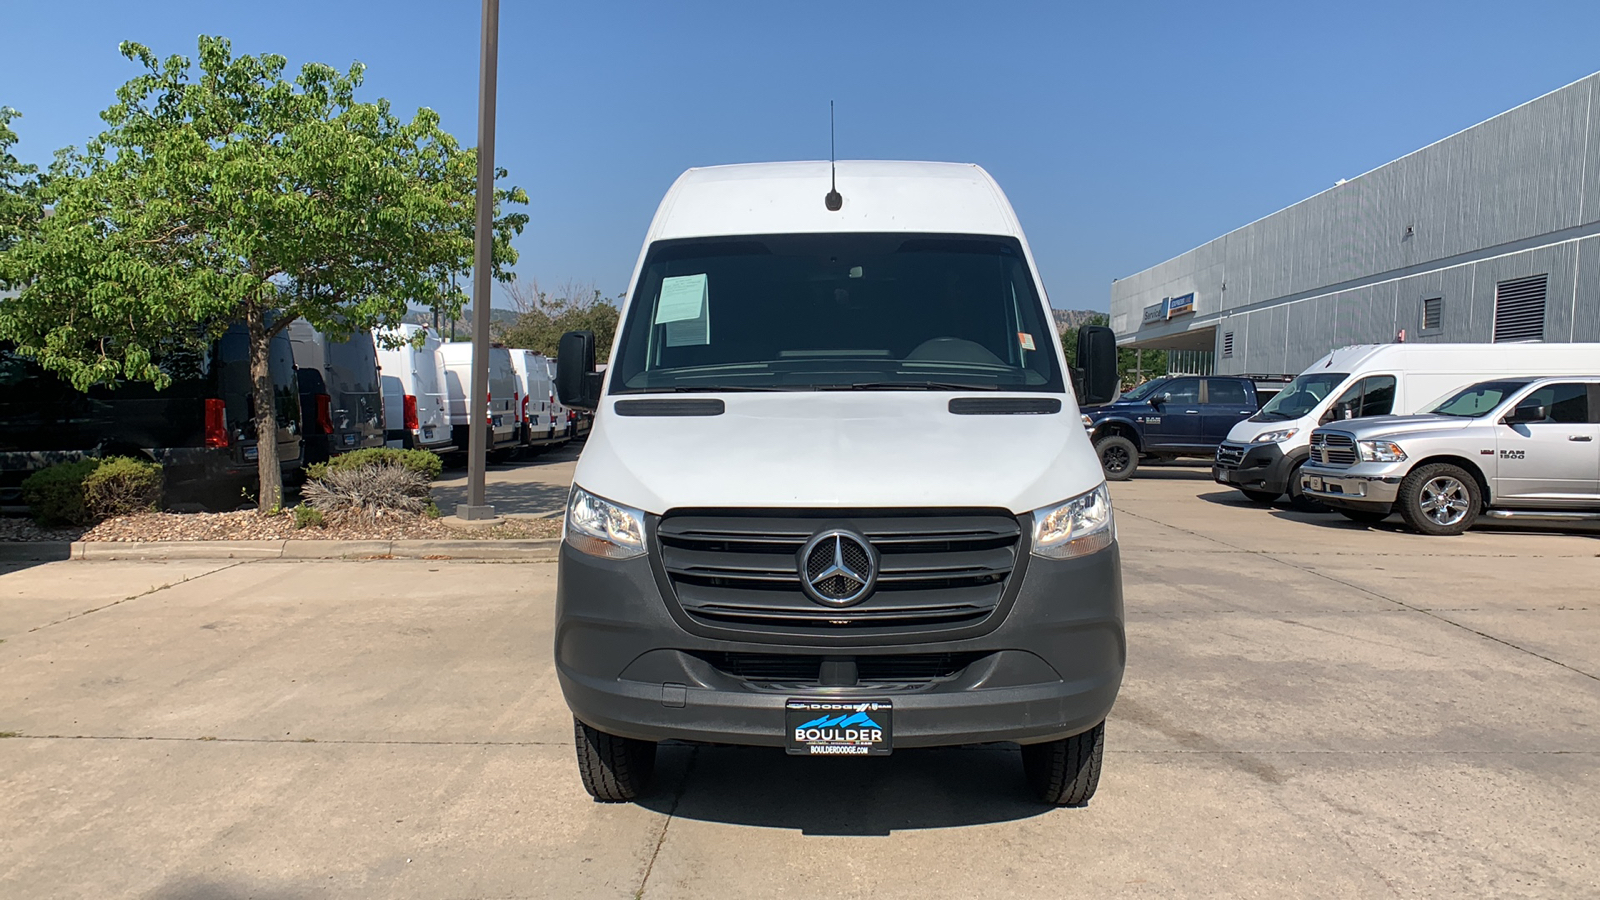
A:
<box><xmin>1397</xmin><ymin>463</ymin><xmax>1480</xmax><ymax>536</ymax></box>
<box><xmin>1022</xmin><ymin>720</ymin><xmax>1104</xmax><ymax>807</ymax></box>
<box><xmin>1095</xmin><ymin>436</ymin><xmax>1139</xmax><ymax>481</ymax></box>
<box><xmin>1337</xmin><ymin>509</ymin><xmax>1389</xmax><ymax>524</ymax></box>
<box><xmin>573</xmin><ymin>718</ymin><xmax>656</xmax><ymax>802</ymax></box>
<box><xmin>1287</xmin><ymin>463</ymin><xmax>1325</xmax><ymax>512</ymax></box>
<box><xmin>1239</xmin><ymin>489</ymin><xmax>1279</xmax><ymax>505</ymax></box>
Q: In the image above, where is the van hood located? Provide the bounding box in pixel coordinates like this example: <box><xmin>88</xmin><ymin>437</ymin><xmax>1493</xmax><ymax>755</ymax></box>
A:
<box><xmin>1226</xmin><ymin>416</ymin><xmax>1308</xmax><ymax>444</ymax></box>
<box><xmin>1315</xmin><ymin>415</ymin><xmax>1475</xmax><ymax>440</ymax></box>
<box><xmin>573</xmin><ymin>392</ymin><xmax>1101</xmax><ymax>515</ymax></box>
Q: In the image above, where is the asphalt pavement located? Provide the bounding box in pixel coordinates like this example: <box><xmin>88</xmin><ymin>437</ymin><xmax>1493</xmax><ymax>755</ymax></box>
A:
<box><xmin>2</xmin><ymin>464</ymin><xmax>1596</xmax><ymax>898</ymax></box>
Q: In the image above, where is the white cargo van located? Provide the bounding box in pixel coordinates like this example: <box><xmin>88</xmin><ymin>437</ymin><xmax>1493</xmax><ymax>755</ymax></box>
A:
<box><xmin>509</xmin><ymin>349</ymin><xmax>564</xmax><ymax>450</ymax></box>
<box><xmin>551</xmin><ymin>160</ymin><xmax>1123</xmax><ymax>806</ymax></box>
<box><xmin>375</xmin><ymin>324</ymin><xmax>454</xmax><ymax>454</ymax></box>
<box><xmin>438</xmin><ymin>342</ymin><xmax>520</xmax><ymax>454</ymax></box>
<box><xmin>1214</xmin><ymin>343</ymin><xmax>1600</xmax><ymax>507</ymax></box>
<box><xmin>544</xmin><ymin>356</ymin><xmax>571</xmax><ymax>439</ymax></box>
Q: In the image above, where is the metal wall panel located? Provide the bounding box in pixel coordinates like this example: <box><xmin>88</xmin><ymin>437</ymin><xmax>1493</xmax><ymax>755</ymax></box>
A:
<box><xmin>1112</xmin><ymin>73</ymin><xmax>1600</xmax><ymax>373</ymax></box>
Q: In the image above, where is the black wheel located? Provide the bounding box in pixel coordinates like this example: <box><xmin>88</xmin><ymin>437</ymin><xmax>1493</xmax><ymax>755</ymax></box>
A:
<box><xmin>1095</xmin><ymin>436</ymin><xmax>1139</xmax><ymax>481</ymax></box>
<box><xmin>573</xmin><ymin>718</ymin><xmax>656</xmax><ymax>802</ymax></box>
<box><xmin>1337</xmin><ymin>508</ymin><xmax>1390</xmax><ymax>524</ymax></box>
<box><xmin>1397</xmin><ymin>463</ymin><xmax>1480</xmax><ymax>536</ymax></box>
<box><xmin>1287</xmin><ymin>463</ymin><xmax>1325</xmax><ymax>512</ymax></box>
<box><xmin>1023</xmin><ymin>720</ymin><xmax>1104</xmax><ymax>806</ymax></box>
<box><xmin>1239</xmin><ymin>489</ymin><xmax>1279</xmax><ymax>505</ymax></box>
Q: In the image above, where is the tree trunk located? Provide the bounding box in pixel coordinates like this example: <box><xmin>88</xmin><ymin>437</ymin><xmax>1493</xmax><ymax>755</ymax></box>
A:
<box><xmin>244</xmin><ymin>304</ymin><xmax>284</xmax><ymax>513</ymax></box>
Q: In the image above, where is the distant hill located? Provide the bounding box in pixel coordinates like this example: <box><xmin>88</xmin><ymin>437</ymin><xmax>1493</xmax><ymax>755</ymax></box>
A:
<box><xmin>402</xmin><ymin>305</ymin><xmax>519</xmax><ymax>339</ymax></box>
<box><xmin>1052</xmin><ymin>308</ymin><xmax>1105</xmax><ymax>332</ymax></box>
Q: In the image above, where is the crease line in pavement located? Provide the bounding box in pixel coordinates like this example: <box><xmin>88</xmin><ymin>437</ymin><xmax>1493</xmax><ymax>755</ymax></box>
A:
<box><xmin>22</xmin><ymin>559</ymin><xmax>252</xmax><ymax>636</ymax></box>
<box><xmin>636</xmin><ymin>745</ymin><xmax>698</xmax><ymax>900</ymax></box>
<box><xmin>1116</xmin><ymin>506</ymin><xmax>1600</xmax><ymax>684</ymax></box>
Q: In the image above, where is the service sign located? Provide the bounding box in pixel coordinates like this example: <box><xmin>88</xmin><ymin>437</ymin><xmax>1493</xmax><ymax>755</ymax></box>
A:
<box><xmin>1167</xmin><ymin>292</ymin><xmax>1196</xmax><ymax>317</ymax></box>
<box><xmin>1142</xmin><ymin>299</ymin><xmax>1169</xmax><ymax>324</ymax></box>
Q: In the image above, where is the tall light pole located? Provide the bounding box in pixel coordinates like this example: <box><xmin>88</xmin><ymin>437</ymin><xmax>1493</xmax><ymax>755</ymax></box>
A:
<box><xmin>458</xmin><ymin>0</ymin><xmax>500</xmax><ymax>521</ymax></box>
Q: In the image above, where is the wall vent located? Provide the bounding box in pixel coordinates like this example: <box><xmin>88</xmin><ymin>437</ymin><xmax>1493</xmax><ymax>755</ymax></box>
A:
<box><xmin>1221</xmin><ymin>331</ymin><xmax>1235</xmax><ymax>358</ymax></box>
<box><xmin>1493</xmin><ymin>275</ymin><xmax>1546</xmax><ymax>343</ymax></box>
<box><xmin>1422</xmin><ymin>297</ymin><xmax>1442</xmax><ymax>331</ymax></box>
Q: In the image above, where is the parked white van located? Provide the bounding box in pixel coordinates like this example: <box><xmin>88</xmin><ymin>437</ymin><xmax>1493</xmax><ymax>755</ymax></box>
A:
<box><xmin>544</xmin><ymin>356</ymin><xmax>571</xmax><ymax>438</ymax></box>
<box><xmin>551</xmin><ymin>160</ymin><xmax>1122</xmax><ymax>806</ymax></box>
<box><xmin>1214</xmin><ymin>343</ymin><xmax>1600</xmax><ymax>507</ymax></box>
<box><xmin>509</xmin><ymin>349</ymin><xmax>564</xmax><ymax>450</ymax></box>
<box><xmin>438</xmin><ymin>342</ymin><xmax>520</xmax><ymax>454</ymax></box>
<box><xmin>375</xmin><ymin>324</ymin><xmax>454</xmax><ymax>454</ymax></box>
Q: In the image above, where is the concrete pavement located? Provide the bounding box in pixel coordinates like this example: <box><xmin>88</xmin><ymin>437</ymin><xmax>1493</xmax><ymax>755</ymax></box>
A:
<box><xmin>1</xmin><ymin>467</ymin><xmax>1596</xmax><ymax>898</ymax></box>
<box><xmin>430</xmin><ymin>442</ymin><xmax>580</xmax><ymax>518</ymax></box>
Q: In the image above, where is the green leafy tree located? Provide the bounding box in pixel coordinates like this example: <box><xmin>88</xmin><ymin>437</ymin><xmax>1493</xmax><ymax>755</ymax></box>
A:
<box><xmin>0</xmin><ymin>37</ymin><xmax>527</xmax><ymax>511</ymax></box>
<box><xmin>499</xmin><ymin>278</ymin><xmax>621</xmax><ymax>358</ymax></box>
<box><xmin>0</xmin><ymin>107</ymin><xmax>44</xmax><ymax>270</ymax></box>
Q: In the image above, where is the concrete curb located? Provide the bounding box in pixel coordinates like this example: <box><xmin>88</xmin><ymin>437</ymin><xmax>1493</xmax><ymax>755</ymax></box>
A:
<box><xmin>61</xmin><ymin>538</ymin><xmax>561</xmax><ymax>561</ymax></box>
<box><xmin>0</xmin><ymin>541</ymin><xmax>75</xmax><ymax>562</ymax></box>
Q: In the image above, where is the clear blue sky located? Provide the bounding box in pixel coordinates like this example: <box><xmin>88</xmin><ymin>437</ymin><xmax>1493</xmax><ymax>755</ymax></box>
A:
<box><xmin>4</xmin><ymin>1</ymin><xmax>1599</xmax><ymax>311</ymax></box>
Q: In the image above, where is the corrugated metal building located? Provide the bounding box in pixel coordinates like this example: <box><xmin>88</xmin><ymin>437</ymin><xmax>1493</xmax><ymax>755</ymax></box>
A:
<box><xmin>1109</xmin><ymin>72</ymin><xmax>1600</xmax><ymax>376</ymax></box>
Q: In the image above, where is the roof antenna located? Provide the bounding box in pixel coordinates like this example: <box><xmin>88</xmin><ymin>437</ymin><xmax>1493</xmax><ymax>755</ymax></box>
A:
<box><xmin>825</xmin><ymin>100</ymin><xmax>843</xmax><ymax>211</ymax></box>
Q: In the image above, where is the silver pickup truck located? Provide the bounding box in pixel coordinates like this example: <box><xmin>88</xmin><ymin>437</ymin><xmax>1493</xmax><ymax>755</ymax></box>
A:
<box><xmin>1299</xmin><ymin>376</ymin><xmax>1600</xmax><ymax>535</ymax></box>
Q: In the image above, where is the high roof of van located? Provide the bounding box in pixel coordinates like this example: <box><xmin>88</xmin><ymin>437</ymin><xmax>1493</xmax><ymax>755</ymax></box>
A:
<box><xmin>645</xmin><ymin>161</ymin><xmax>1023</xmax><ymax>242</ymax></box>
<box><xmin>1303</xmin><ymin>342</ymin><xmax>1600</xmax><ymax>375</ymax></box>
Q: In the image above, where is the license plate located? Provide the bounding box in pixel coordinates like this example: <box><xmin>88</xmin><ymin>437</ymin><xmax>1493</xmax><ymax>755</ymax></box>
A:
<box><xmin>785</xmin><ymin>699</ymin><xmax>892</xmax><ymax>756</ymax></box>
<box><xmin>1306</xmin><ymin>475</ymin><xmax>1324</xmax><ymax>492</ymax></box>
<box><xmin>342</xmin><ymin>433</ymin><xmax>357</xmax><ymax>447</ymax></box>
<box><xmin>422</xmin><ymin>427</ymin><xmax>434</xmax><ymax>440</ymax></box>
<box><xmin>243</xmin><ymin>446</ymin><xmax>258</xmax><ymax>461</ymax></box>
<box><xmin>491</xmin><ymin>416</ymin><xmax>503</xmax><ymax>428</ymax></box>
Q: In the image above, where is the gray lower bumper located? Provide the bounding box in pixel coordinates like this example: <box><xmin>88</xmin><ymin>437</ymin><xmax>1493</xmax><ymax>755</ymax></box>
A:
<box><xmin>554</xmin><ymin>540</ymin><xmax>1125</xmax><ymax>749</ymax></box>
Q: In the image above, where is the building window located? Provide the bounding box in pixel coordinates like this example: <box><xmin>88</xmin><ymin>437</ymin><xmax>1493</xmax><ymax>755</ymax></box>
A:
<box><xmin>1221</xmin><ymin>331</ymin><xmax>1235</xmax><ymax>358</ymax></box>
<box><xmin>1493</xmin><ymin>275</ymin><xmax>1547</xmax><ymax>343</ymax></box>
<box><xmin>1421</xmin><ymin>297</ymin><xmax>1443</xmax><ymax>333</ymax></box>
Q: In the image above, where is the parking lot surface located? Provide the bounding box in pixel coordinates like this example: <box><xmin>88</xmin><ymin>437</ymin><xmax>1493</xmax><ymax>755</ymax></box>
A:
<box><xmin>2</xmin><ymin>465</ymin><xmax>1596</xmax><ymax>898</ymax></box>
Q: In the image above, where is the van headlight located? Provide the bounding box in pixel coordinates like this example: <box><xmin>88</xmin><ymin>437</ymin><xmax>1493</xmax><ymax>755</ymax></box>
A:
<box><xmin>1357</xmin><ymin>440</ymin><xmax>1407</xmax><ymax>463</ymax></box>
<box><xmin>1031</xmin><ymin>483</ymin><xmax>1115</xmax><ymax>559</ymax></box>
<box><xmin>1251</xmin><ymin>428</ymin><xmax>1299</xmax><ymax>444</ymax></box>
<box><xmin>564</xmin><ymin>486</ymin><xmax>647</xmax><ymax>560</ymax></box>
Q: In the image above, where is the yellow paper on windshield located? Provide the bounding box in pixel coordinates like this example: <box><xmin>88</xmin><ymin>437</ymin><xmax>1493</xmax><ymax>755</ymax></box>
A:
<box><xmin>655</xmin><ymin>274</ymin><xmax>707</xmax><ymax>324</ymax></box>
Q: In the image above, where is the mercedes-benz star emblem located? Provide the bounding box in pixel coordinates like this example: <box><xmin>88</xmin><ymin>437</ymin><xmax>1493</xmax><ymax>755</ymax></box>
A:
<box><xmin>798</xmin><ymin>529</ymin><xmax>878</xmax><ymax>608</ymax></box>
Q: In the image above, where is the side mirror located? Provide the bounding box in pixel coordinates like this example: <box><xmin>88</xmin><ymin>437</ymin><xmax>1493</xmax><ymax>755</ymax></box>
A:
<box><xmin>1151</xmin><ymin>393</ymin><xmax>1170</xmax><ymax>408</ymax></box>
<box><xmin>1075</xmin><ymin>325</ymin><xmax>1118</xmax><ymax>405</ymax></box>
<box><xmin>1503</xmin><ymin>402</ymin><xmax>1547</xmax><ymax>425</ymax></box>
<box><xmin>555</xmin><ymin>330</ymin><xmax>604</xmax><ymax>411</ymax></box>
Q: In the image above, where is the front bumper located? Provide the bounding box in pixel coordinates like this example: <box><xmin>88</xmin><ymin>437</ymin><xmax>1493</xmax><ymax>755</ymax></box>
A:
<box><xmin>554</xmin><ymin>540</ymin><xmax>1125</xmax><ymax>749</ymax></box>
<box><xmin>1299</xmin><ymin>462</ymin><xmax>1405</xmax><ymax>509</ymax></box>
<box><xmin>1213</xmin><ymin>441</ymin><xmax>1297</xmax><ymax>495</ymax></box>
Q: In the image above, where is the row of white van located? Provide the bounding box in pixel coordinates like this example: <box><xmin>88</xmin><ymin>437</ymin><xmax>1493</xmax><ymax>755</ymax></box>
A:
<box><xmin>374</xmin><ymin>323</ymin><xmax>578</xmax><ymax>457</ymax></box>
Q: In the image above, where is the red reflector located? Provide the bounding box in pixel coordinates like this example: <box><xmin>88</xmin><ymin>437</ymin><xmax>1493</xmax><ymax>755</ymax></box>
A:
<box><xmin>315</xmin><ymin>394</ymin><xmax>333</xmax><ymax>434</ymax></box>
<box><xmin>203</xmin><ymin>398</ymin><xmax>229</xmax><ymax>448</ymax></box>
<box><xmin>403</xmin><ymin>394</ymin><xmax>419</xmax><ymax>432</ymax></box>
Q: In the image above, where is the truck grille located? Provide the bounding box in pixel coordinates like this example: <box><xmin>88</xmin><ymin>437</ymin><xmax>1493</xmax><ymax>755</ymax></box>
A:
<box><xmin>1216</xmin><ymin>442</ymin><xmax>1247</xmax><ymax>467</ymax></box>
<box><xmin>1310</xmin><ymin>431</ymin><xmax>1358</xmax><ymax>467</ymax></box>
<box><xmin>656</xmin><ymin>510</ymin><xmax>1022</xmax><ymax>638</ymax></box>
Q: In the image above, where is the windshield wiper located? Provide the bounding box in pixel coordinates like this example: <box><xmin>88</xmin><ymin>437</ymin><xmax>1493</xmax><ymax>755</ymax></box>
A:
<box><xmin>829</xmin><ymin>381</ymin><xmax>1001</xmax><ymax>391</ymax></box>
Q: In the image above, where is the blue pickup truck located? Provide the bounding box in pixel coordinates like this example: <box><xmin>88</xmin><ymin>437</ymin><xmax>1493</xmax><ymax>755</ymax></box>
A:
<box><xmin>1082</xmin><ymin>375</ymin><xmax>1289</xmax><ymax>480</ymax></box>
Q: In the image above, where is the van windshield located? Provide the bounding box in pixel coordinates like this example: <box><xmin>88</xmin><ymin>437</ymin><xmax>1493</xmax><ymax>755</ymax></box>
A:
<box><xmin>1427</xmin><ymin>379</ymin><xmax>1534</xmax><ymax>417</ymax></box>
<box><xmin>1252</xmin><ymin>372</ymin><xmax>1348</xmax><ymax>421</ymax></box>
<box><xmin>610</xmin><ymin>233</ymin><xmax>1064</xmax><ymax>393</ymax></box>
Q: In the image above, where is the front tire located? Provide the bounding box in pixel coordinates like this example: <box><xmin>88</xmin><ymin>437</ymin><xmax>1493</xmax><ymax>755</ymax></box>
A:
<box><xmin>1095</xmin><ymin>436</ymin><xmax>1139</xmax><ymax>481</ymax></box>
<box><xmin>1397</xmin><ymin>463</ymin><xmax>1480</xmax><ymax>536</ymax></box>
<box><xmin>1022</xmin><ymin>720</ymin><xmax>1105</xmax><ymax>806</ymax></box>
<box><xmin>1287</xmin><ymin>462</ymin><xmax>1325</xmax><ymax>512</ymax></box>
<box><xmin>574</xmin><ymin>718</ymin><xmax>656</xmax><ymax>802</ymax></box>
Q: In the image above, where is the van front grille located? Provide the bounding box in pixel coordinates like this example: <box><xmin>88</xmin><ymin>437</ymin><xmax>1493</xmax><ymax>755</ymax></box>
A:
<box><xmin>691</xmin><ymin>651</ymin><xmax>987</xmax><ymax>689</ymax></box>
<box><xmin>656</xmin><ymin>510</ymin><xmax>1022</xmax><ymax>638</ymax></box>
<box><xmin>1216</xmin><ymin>442</ymin><xmax>1247</xmax><ymax>467</ymax></box>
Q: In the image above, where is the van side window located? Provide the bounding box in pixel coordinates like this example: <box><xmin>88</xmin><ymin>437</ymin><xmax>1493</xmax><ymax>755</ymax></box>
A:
<box><xmin>1331</xmin><ymin>375</ymin><xmax>1396</xmax><ymax>419</ymax></box>
<box><xmin>1520</xmin><ymin>383</ymin><xmax>1591</xmax><ymax>424</ymax></box>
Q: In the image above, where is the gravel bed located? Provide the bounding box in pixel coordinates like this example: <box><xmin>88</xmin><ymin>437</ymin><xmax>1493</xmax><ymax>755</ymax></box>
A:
<box><xmin>4</xmin><ymin>511</ymin><xmax>561</xmax><ymax>543</ymax></box>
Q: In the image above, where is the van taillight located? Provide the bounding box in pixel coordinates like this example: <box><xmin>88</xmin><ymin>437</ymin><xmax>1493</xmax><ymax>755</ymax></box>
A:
<box><xmin>204</xmin><ymin>398</ymin><xmax>229</xmax><ymax>448</ymax></box>
<box><xmin>521</xmin><ymin>394</ymin><xmax>529</xmax><ymax>421</ymax></box>
<box><xmin>315</xmin><ymin>394</ymin><xmax>333</xmax><ymax>433</ymax></box>
<box><xmin>403</xmin><ymin>394</ymin><xmax>419</xmax><ymax>432</ymax></box>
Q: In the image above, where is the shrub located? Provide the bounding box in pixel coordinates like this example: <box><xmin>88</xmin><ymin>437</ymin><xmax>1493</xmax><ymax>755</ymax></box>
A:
<box><xmin>21</xmin><ymin>459</ymin><xmax>102</xmax><ymax>526</ymax></box>
<box><xmin>320</xmin><ymin>447</ymin><xmax>442</xmax><ymax>482</ymax></box>
<box><xmin>293</xmin><ymin>504</ymin><xmax>325</xmax><ymax>529</ymax></box>
<box><xmin>303</xmin><ymin>463</ymin><xmax>430</xmax><ymax>517</ymax></box>
<box><xmin>83</xmin><ymin>457</ymin><xmax>163</xmax><ymax>520</ymax></box>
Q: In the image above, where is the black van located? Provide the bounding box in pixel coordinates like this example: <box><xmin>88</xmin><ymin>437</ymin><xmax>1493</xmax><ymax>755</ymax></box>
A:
<box><xmin>0</xmin><ymin>324</ymin><xmax>303</xmax><ymax>512</ymax></box>
<box><xmin>285</xmin><ymin>321</ymin><xmax>385</xmax><ymax>464</ymax></box>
